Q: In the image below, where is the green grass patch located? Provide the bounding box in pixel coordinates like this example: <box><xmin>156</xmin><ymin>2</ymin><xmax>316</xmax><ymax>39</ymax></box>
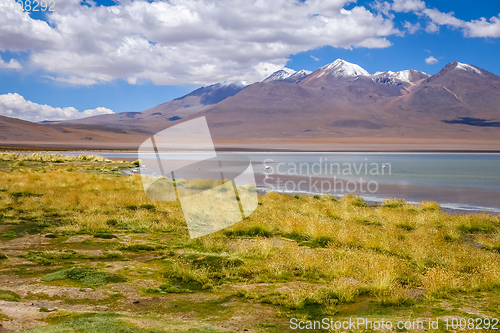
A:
<box><xmin>459</xmin><ymin>220</ymin><xmax>496</xmax><ymax>234</ymax></box>
<box><xmin>42</xmin><ymin>268</ymin><xmax>128</xmax><ymax>287</ymax></box>
<box><xmin>1</xmin><ymin>230</ymin><xmax>18</xmax><ymax>240</ymax></box>
<box><xmin>93</xmin><ymin>233</ymin><xmax>117</xmax><ymax>239</ymax></box>
<box><xmin>223</xmin><ymin>226</ymin><xmax>273</xmax><ymax>237</ymax></box>
<box><xmin>20</xmin><ymin>250</ymin><xmax>123</xmax><ymax>265</ymax></box>
<box><xmin>9</xmin><ymin>191</ymin><xmax>43</xmax><ymax>200</ymax></box>
<box><xmin>0</xmin><ymin>289</ymin><xmax>21</xmax><ymax>302</ymax></box>
<box><xmin>21</xmin><ymin>313</ymin><xmax>160</xmax><ymax>332</ymax></box>
<box><xmin>20</xmin><ymin>312</ymin><xmax>234</xmax><ymax>332</ymax></box>
<box><xmin>39</xmin><ymin>307</ymin><xmax>55</xmax><ymax>312</ymax></box>
<box><xmin>144</xmin><ymin>284</ymin><xmax>193</xmax><ymax>295</ymax></box>
<box><xmin>300</xmin><ymin>236</ymin><xmax>334</xmax><ymax>248</ymax></box>
<box><xmin>281</xmin><ymin>232</ymin><xmax>311</xmax><ymax>242</ymax></box>
<box><xmin>139</xmin><ymin>204</ymin><xmax>156</xmax><ymax>211</ymax></box>
<box><xmin>0</xmin><ymin>309</ymin><xmax>10</xmax><ymax>320</ymax></box>
<box><xmin>395</xmin><ymin>222</ymin><xmax>416</xmax><ymax>231</ymax></box>
<box><xmin>181</xmin><ymin>253</ymin><xmax>244</xmax><ymax>271</ymax></box>
<box><xmin>118</xmin><ymin>244</ymin><xmax>163</xmax><ymax>252</ymax></box>
<box><xmin>382</xmin><ymin>199</ymin><xmax>405</xmax><ymax>208</ymax></box>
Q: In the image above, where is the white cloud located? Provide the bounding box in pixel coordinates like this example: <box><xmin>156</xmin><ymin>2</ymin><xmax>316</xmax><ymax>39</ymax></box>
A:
<box><xmin>1</xmin><ymin>0</ymin><xmax>499</xmax><ymax>86</ymax></box>
<box><xmin>425</xmin><ymin>21</ymin><xmax>440</xmax><ymax>33</ymax></box>
<box><xmin>355</xmin><ymin>37</ymin><xmax>392</xmax><ymax>48</ymax></box>
<box><xmin>389</xmin><ymin>1</ymin><xmax>500</xmax><ymax>39</ymax></box>
<box><xmin>465</xmin><ymin>15</ymin><xmax>500</xmax><ymax>38</ymax></box>
<box><xmin>310</xmin><ymin>55</ymin><xmax>319</xmax><ymax>61</ymax></box>
<box><xmin>371</xmin><ymin>1</ymin><xmax>394</xmax><ymax>18</ymax></box>
<box><xmin>81</xmin><ymin>107</ymin><xmax>115</xmax><ymax>118</ymax></box>
<box><xmin>0</xmin><ymin>93</ymin><xmax>114</xmax><ymax>122</ymax></box>
<box><xmin>425</xmin><ymin>56</ymin><xmax>438</xmax><ymax>65</ymax></box>
<box><xmin>419</xmin><ymin>6</ymin><xmax>500</xmax><ymax>38</ymax></box>
<box><xmin>0</xmin><ymin>0</ymin><xmax>399</xmax><ymax>85</ymax></box>
<box><xmin>45</xmin><ymin>76</ymin><xmax>99</xmax><ymax>86</ymax></box>
<box><xmin>422</xmin><ymin>8</ymin><xmax>464</xmax><ymax>28</ymax></box>
<box><xmin>0</xmin><ymin>56</ymin><xmax>22</xmax><ymax>70</ymax></box>
<box><xmin>404</xmin><ymin>21</ymin><xmax>420</xmax><ymax>34</ymax></box>
<box><xmin>392</xmin><ymin>0</ymin><xmax>426</xmax><ymax>13</ymax></box>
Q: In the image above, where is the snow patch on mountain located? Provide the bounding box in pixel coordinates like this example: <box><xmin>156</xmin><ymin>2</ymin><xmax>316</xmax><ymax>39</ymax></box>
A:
<box><xmin>213</xmin><ymin>81</ymin><xmax>249</xmax><ymax>88</ymax></box>
<box><xmin>455</xmin><ymin>62</ymin><xmax>482</xmax><ymax>75</ymax></box>
<box><xmin>287</xmin><ymin>69</ymin><xmax>312</xmax><ymax>81</ymax></box>
<box><xmin>373</xmin><ymin>70</ymin><xmax>430</xmax><ymax>85</ymax></box>
<box><xmin>176</xmin><ymin>80</ymin><xmax>249</xmax><ymax>105</ymax></box>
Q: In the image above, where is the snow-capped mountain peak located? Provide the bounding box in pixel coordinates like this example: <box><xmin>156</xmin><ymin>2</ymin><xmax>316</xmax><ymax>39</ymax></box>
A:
<box><xmin>454</xmin><ymin>62</ymin><xmax>482</xmax><ymax>75</ymax></box>
<box><xmin>373</xmin><ymin>69</ymin><xmax>430</xmax><ymax>85</ymax></box>
<box><xmin>262</xmin><ymin>68</ymin><xmax>312</xmax><ymax>83</ymax></box>
<box><xmin>318</xmin><ymin>59</ymin><xmax>370</xmax><ymax>78</ymax></box>
<box><xmin>177</xmin><ymin>80</ymin><xmax>249</xmax><ymax>105</ymax></box>
<box><xmin>263</xmin><ymin>68</ymin><xmax>297</xmax><ymax>82</ymax></box>
<box><xmin>287</xmin><ymin>69</ymin><xmax>312</xmax><ymax>80</ymax></box>
<box><xmin>291</xmin><ymin>69</ymin><xmax>312</xmax><ymax>76</ymax></box>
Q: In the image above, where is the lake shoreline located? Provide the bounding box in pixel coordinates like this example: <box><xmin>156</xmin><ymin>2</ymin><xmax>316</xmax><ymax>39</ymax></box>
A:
<box><xmin>3</xmin><ymin>144</ymin><xmax>500</xmax><ymax>154</ymax></box>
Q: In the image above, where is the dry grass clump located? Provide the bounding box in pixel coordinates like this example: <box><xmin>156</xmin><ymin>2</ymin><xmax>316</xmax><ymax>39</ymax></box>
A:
<box><xmin>0</xmin><ymin>152</ymin><xmax>115</xmax><ymax>162</ymax></box>
<box><xmin>0</xmin><ymin>170</ymin><xmax>186</xmax><ymax>236</ymax></box>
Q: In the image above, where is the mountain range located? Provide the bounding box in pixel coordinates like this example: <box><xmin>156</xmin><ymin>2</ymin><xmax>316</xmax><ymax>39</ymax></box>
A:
<box><xmin>2</xmin><ymin>59</ymin><xmax>500</xmax><ymax>151</ymax></box>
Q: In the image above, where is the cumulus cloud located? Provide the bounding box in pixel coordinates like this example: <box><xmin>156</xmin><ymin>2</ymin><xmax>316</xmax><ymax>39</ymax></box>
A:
<box><xmin>392</xmin><ymin>0</ymin><xmax>426</xmax><ymax>13</ymax></box>
<box><xmin>0</xmin><ymin>56</ymin><xmax>22</xmax><ymax>70</ymax></box>
<box><xmin>404</xmin><ymin>21</ymin><xmax>421</xmax><ymax>34</ymax></box>
<box><xmin>465</xmin><ymin>15</ymin><xmax>500</xmax><ymax>38</ymax></box>
<box><xmin>398</xmin><ymin>1</ymin><xmax>500</xmax><ymax>38</ymax></box>
<box><xmin>425</xmin><ymin>21</ymin><xmax>440</xmax><ymax>33</ymax></box>
<box><xmin>1</xmin><ymin>0</ymin><xmax>499</xmax><ymax>86</ymax></box>
<box><xmin>0</xmin><ymin>93</ymin><xmax>114</xmax><ymax>122</ymax></box>
<box><xmin>0</xmin><ymin>0</ymin><xmax>399</xmax><ymax>85</ymax></box>
<box><xmin>425</xmin><ymin>56</ymin><xmax>438</xmax><ymax>65</ymax></box>
<box><xmin>421</xmin><ymin>10</ymin><xmax>500</xmax><ymax>38</ymax></box>
<box><xmin>422</xmin><ymin>8</ymin><xmax>464</xmax><ymax>28</ymax></box>
<box><xmin>355</xmin><ymin>37</ymin><xmax>392</xmax><ymax>48</ymax></box>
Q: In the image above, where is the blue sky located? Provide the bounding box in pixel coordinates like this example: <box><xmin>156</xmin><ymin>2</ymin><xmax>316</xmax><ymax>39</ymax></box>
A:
<box><xmin>0</xmin><ymin>0</ymin><xmax>499</xmax><ymax>121</ymax></box>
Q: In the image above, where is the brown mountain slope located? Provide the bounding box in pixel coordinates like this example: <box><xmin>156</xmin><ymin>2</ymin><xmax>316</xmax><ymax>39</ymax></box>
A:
<box><xmin>57</xmin><ymin>82</ymin><xmax>248</xmax><ymax>134</ymax></box>
<box><xmin>188</xmin><ymin>62</ymin><xmax>500</xmax><ymax>142</ymax></box>
<box><xmin>0</xmin><ymin>115</ymin><xmax>148</xmax><ymax>149</ymax></box>
<box><xmin>400</xmin><ymin>62</ymin><xmax>500</xmax><ymax>117</ymax></box>
<box><xmin>1</xmin><ymin>60</ymin><xmax>499</xmax><ymax>151</ymax></box>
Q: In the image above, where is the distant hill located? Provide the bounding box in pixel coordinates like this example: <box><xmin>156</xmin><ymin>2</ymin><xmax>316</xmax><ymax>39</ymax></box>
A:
<box><xmin>53</xmin><ymin>81</ymin><xmax>249</xmax><ymax>134</ymax></box>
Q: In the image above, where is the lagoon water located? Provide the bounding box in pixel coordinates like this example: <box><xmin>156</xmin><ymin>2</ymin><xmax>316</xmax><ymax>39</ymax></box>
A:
<box><xmin>59</xmin><ymin>151</ymin><xmax>500</xmax><ymax>213</ymax></box>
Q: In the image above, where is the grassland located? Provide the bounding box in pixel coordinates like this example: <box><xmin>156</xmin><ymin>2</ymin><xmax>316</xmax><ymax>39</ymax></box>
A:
<box><xmin>0</xmin><ymin>153</ymin><xmax>500</xmax><ymax>332</ymax></box>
